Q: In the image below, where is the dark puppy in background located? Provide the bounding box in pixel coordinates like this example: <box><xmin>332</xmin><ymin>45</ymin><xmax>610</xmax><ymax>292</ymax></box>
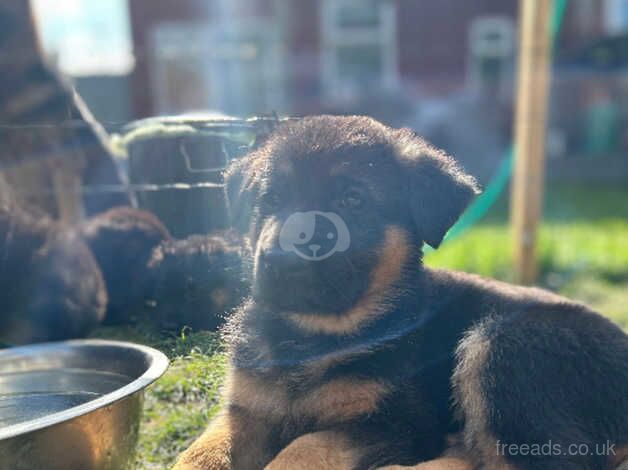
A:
<box><xmin>0</xmin><ymin>203</ymin><xmax>106</xmax><ymax>344</ymax></box>
<box><xmin>80</xmin><ymin>206</ymin><xmax>171</xmax><ymax>324</ymax></box>
<box><xmin>146</xmin><ymin>230</ymin><xmax>248</xmax><ymax>331</ymax></box>
<box><xmin>175</xmin><ymin>116</ymin><xmax>628</xmax><ymax>470</ymax></box>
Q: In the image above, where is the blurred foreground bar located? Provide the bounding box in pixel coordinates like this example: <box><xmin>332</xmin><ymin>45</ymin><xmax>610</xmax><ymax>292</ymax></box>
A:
<box><xmin>0</xmin><ymin>0</ymin><xmax>129</xmax><ymax>222</ymax></box>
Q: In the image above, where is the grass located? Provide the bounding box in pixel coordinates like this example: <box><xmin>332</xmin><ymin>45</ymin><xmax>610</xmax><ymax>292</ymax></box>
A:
<box><xmin>92</xmin><ymin>183</ymin><xmax>628</xmax><ymax>469</ymax></box>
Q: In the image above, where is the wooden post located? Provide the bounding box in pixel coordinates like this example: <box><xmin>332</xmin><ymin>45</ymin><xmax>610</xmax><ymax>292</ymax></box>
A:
<box><xmin>511</xmin><ymin>0</ymin><xmax>554</xmax><ymax>285</ymax></box>
<box><xmin>50</xmin><ymin>157</ymin><xmax>85</xmax><ymax>224</ymax></box>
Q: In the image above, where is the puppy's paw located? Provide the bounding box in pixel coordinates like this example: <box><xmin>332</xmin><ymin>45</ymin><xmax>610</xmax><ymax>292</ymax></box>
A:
<box><xmin>265</xmin><ymin>431</ymin><xmax>357</xmax><ymax>470</ymax></box>
<box><xmin>171</xmin><ymin>414</ymin><xmax>232</xmax><ymax>470</ymax></box>
<box><xmin>377</xmin><ymin>457</ymin><xmax>474</xmax><ymax>470</ymax></box>
<box><xmin>171</xmin><ymin>463</ymin><xmax>202</xmax><ymax>470</ymax></box>
<box><xmin>171</xmin><ymin>454</ymin><xmax>230</xmax><ymax>470</ymax></box>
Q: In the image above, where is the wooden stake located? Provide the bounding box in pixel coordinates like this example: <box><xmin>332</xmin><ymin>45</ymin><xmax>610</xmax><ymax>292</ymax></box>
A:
<box><xmin>511</xmin><ymin>0</ymin><xmax>554</xmax><ymax>284</ymax></box>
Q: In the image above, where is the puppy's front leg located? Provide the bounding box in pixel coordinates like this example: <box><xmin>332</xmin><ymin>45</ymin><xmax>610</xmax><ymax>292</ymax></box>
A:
<box><xmin>172</xmin><ymin>410</ymin><xmax>273</xmax><ymax>470</ymax></box>
<box><xmin>172</xmin><ymin>413</ymin><xmax>232</xmax><ymax>470</ymax></box>
<box><xmin>265</xmin><ymin>431</ymin><xmax>360</xmax><ymax>470</ymax></box>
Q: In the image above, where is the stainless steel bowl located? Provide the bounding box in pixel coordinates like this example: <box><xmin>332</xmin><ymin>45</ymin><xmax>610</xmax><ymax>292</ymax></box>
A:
<box><xmin>0</xmin><ymin>339</ymin><xmax>168</xmax><ymax>470</ymax></box>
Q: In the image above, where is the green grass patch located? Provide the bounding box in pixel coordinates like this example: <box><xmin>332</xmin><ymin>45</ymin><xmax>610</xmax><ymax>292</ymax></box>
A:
<box><xmin>481</xmin><ymin>184</ymin><xmax>628</xmax><ymax>223</ymax></box>
<box><xmin>427</xmin><ymin>219</ymin><xmax>628</xmax><ymax>282</ymax></box>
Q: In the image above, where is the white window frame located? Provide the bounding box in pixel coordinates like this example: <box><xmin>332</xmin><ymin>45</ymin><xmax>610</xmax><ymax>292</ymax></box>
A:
<box><xmin>321</xmin><ymin>0</ymin><xmax>399</xmax><ymax>100</ymax></box>
<box><xmin>467</xmin><ymin>16</ymin><xmax>515</xmax><ymax>94</ymax></box>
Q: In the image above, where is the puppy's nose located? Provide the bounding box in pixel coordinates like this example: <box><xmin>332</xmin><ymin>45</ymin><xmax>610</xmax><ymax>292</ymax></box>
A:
<box><xmin>308</xmin><ymin>244</ymin><xmax>321</xmax><ymax>256</ymax></box>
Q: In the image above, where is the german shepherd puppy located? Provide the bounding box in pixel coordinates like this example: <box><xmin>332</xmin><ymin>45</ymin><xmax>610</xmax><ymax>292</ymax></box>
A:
<box><xmin>174</xmin><ymin>116</ymin><xmax>628</xmax><ymax>470</ymax></box>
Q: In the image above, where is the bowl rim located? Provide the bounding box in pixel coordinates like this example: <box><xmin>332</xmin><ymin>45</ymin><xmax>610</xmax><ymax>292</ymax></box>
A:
<box><xmin>0</xmin><ymin>339</ymin><xmax>169</xmax><ymax>441</ymax></box>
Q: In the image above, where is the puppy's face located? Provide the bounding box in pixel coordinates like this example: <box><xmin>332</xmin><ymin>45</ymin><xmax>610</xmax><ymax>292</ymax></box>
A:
<box><xmin>226</xmin><ymin>116</ymin><xmax>478</xmax><ymax>313</ymax></box>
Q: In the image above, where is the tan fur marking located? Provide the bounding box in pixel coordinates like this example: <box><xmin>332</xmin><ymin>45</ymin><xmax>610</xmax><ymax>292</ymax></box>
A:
<box><xmin>225</xmin><ymin>369</ymin><xmax>287</xmax><ymax>418</ymax></box>
<box><xmin>174</xmin><ymin>408</ymin><xmax>276</xmax><ymax>469</ymax></box>
<box><xmin>254</xmin><ymin>219</ymin><xmax>281</xmax><ymax>281</ymax></box>
<box><xmin>287</xmin><ymin>226</ymin><xmax>409</xmax><ymax>335</ymax></box>
<box><xmin>296</xmin><ymin>378</ymin><xmax>390</xmax><ymax>423</ymax></box>
<box><xmin>172</xmin><ymin>413</ymin><xmax>234</xmax><ymax>470</ymax></box>
<box><xmin>377</xmin><ymin>435</ymin><xmax>475</xmax><ymax>469</ymax></box>
<box><xmin>377</xmin><ymin>457</ymin><xmax>474</xmax><ymax>470</ymax></box>
<box><xmin>611</xmin><ymin>444</ymin><xmax>628</xmax><ymax>469</ymax></box>
<box><xmin>453</xmin><ymin>328</ymin><xmax>513</xmax><ymax>470</ymax></box>
<box><xmin>229</xmin><ymin>369</ymin><xmax>388</xmax><ymax>424</ymax></box>
<box><xmin>304</xmin><ymin>347</ymin><xmax>363</xmax><ymax>380</ymax></box>
<box><xmin>453</xmin><ymin>331</ymin><xmax>489</xmax><ymax>427</ymax></box>
<box><xmin>265</xmin><ymin>431</ymin><xmax>359</xmax><ymax>470</ymax></box>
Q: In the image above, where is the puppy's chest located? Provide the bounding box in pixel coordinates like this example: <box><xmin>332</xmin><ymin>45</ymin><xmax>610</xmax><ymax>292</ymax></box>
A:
<box><xmin>227</xmin><ymin>310</ymin><xmax>427</xmax><ymax>430</ymax></box>
<box><xmin>226</xmin><ymin>364</ymin><xmax>392</xmax><ymax>428</ymax></box>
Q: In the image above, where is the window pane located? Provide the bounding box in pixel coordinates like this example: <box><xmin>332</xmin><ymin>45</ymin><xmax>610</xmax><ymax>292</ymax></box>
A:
<box><xmin>606</xmin><ymin>0</ymin><xmax>628</xmax><ymax>33</ymax></box>
<box><xmin>336</xmin><ymin>1</ymin><xmax>380</xmax><ymax>28</ymax></box>
<box><xmin>336</xmin><ymin>44</ymin><xmax>382</xmax><ymax>84</ymax></box>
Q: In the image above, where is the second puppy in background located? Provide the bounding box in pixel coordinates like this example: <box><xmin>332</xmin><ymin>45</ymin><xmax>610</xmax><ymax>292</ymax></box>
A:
<box><xmin>80</xmin><ymin>206</ymin><xmax>172</xmax><ymax>324</ymax></box>
<box><xmin>146</xmin><ymin>230</ymin><xmax>249</xmax><ymax>331</ymax></box>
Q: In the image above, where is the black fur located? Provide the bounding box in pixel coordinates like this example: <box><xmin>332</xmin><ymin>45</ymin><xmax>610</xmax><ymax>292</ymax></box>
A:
<box><xmin>146</xmin><ymin>231</ymin><xmax>249</xmax><ymax>331</ymax></box>
<box><xmin>186</xmin><ymin>115</ymin><xmax>628</xmax><ymax>469</ymax></box>
<box><xmin>79</xmin><ymin>206</ymin><xmax>171</xmax><ymax>324</ymax></box>
<box><xmin>0</xmin><ymin>203</ymin><xmax>107</xmax><ymax>344</ymax></box>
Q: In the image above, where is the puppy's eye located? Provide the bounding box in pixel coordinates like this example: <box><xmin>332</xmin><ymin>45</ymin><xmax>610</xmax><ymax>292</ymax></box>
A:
<box><xmin>339</xmin><ymin>188</ymin><xmax>364</xmax><ymax>210</ymax></box>
<box><xmin>261</xmin><ymin>190</ymin><xmax>281</xmax><ymax>210</ymax></box>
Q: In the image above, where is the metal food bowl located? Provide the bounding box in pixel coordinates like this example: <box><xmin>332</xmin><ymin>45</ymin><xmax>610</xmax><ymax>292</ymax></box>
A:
<box><xmin>0</xmin><ymin>339</ymin><xmax>168</xmax><ymax>470</ymax></box>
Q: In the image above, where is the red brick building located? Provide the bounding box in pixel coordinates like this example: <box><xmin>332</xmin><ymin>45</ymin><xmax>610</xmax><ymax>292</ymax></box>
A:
<box><xmin>127</xmin><ymin>0</ymin><xmax>622</xmax><ymax>120</ymax></box>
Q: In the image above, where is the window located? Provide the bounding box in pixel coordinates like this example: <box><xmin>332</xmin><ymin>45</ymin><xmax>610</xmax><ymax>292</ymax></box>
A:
<box><xmin>605</xmin><ymin>0</ymin><xmax>628</xmax><ymax>34</ymax></box>
<box><xmin>321</xmin><ymin>0</ymin><xmax>398</xmax><ymax>101</ymax></box>
<box><xmin>31</xmin><ymin>0</ymin><xmax>133</xmax><ymax>76</ymax></box>
<box><xmin>150</xmin><ymin>20</ymin><xmax>283</xmax><ymax>116</ymax></box>
<box><xmin>468</xmin><ymin>16</ymin><xmax>515</xmax><ymax>92</ymax></box>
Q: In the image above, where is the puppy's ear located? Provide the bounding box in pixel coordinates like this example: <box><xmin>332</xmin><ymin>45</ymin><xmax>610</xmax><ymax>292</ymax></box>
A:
<box><xmin>224</xmin><ymin>156</ymin><xmax>256</xmax><ymax>234</ymax></box>
<box><xmin>395</xmin><ymin>132</ymin><xmax>480</xmax><ymax>248</ymax></box>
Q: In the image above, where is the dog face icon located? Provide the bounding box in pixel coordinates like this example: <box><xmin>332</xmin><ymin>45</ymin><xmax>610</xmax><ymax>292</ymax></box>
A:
<box><xmin>279</xmin><ymin>211</ymin><xmax>350</xmax><ymax>261</ymax></box>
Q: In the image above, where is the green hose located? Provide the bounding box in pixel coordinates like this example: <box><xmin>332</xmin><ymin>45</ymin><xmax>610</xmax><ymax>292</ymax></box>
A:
<box><xmin>439</xmin><ymin>0</ymin><xmax>568</xmax><ymax>245</ymax></box>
